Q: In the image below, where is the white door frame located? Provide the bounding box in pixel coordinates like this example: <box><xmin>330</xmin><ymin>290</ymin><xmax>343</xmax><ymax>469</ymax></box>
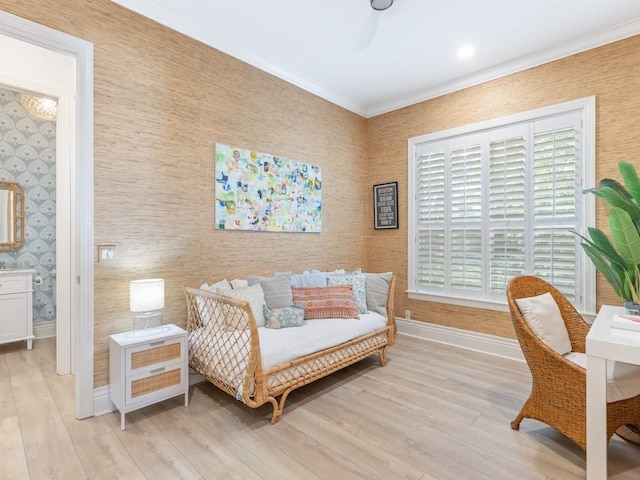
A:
<box><xmin>0</xmin><ymin>10</ymin><xmax>94</xmax><ymax>419</ymax></box>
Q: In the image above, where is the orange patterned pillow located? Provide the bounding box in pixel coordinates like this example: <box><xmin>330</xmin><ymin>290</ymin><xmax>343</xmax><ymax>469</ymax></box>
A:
<box><xmin>292</xmin><ymin>285</ymin><xmax>359</xmax><ymax>319</ymax></box>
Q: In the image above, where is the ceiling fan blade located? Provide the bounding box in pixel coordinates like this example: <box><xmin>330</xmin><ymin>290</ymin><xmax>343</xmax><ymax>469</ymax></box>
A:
<box><xmin>355</xmin><ymin>12</ymin><xmax>380</xmax><ymax>51</ymax></box>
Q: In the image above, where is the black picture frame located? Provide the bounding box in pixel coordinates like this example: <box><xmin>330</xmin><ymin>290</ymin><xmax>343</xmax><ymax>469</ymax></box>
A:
<box><xmin>373</xmin><ymin>182</ymin><xmax>398</xmax><ymax>230</ymax></box>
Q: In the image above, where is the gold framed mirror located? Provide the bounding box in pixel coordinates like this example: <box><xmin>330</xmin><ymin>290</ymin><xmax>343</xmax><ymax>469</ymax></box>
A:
<box><xmin>0</xmin><ymin>180</ymin><xmax>25</xmax><ymax>252</ymax></box>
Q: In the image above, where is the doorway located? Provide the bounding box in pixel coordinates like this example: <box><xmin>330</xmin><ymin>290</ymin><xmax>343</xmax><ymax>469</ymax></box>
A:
<box><xmin>0</xmin><ymin>10</ymin><xmax>94</xmax><ymax>419</ymax></box>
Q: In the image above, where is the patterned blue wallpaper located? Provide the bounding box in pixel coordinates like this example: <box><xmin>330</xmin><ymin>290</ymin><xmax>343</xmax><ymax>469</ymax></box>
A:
<box><xmin>0</xmin><ymin>87</ymin><xmax>56</xmax><ymax>324</ymax></box>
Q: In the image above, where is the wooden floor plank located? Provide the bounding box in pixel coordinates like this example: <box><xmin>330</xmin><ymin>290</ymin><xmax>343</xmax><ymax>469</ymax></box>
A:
<box><xmin>3</xmin><ymin>334</ymin><xmax>640</xmax><ymax>479</ymax></box>
<box><xmin>0</xmin><ymin>415</ymin><xmax>30</xmax><ymax>480</ymax></box>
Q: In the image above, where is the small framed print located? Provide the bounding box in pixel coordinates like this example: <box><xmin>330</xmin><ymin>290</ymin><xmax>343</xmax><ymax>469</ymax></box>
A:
<box><xmin>373</xmin><ymin>182</ymin><xmax>398</xmax><ymax>230</ymax></box>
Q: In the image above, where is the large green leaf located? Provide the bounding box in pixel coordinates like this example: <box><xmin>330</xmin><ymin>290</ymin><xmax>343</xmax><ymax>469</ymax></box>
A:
<box><xmin>619</xmin><ymin>161</ymin><xmax>640</xmax><ymax>206</ymax></box>
<box><xmin>609</xmin><ymin>207</ymin><xmax>640</xmax><ymax>269</ymax></box>
<box><xmin>593</xmin><ymin>182</ymin><xmax>640</xmax><ymax>219</ymax></box>
<box><xmin>581</xmin><ymin>242</ymin><xmax>626</xmax><ymax>298</ymax></box>
<box><xmin>585</xmin><ymin>227</ymin><xmax>626</xmax><ymax>267</ymax></box>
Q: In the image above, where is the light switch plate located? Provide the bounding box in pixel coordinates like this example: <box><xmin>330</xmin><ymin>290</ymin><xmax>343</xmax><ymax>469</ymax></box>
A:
<box><xmin>98</xmin><ymin>244</ymin><xmax>116</xmax><ymax>262</ymax></box>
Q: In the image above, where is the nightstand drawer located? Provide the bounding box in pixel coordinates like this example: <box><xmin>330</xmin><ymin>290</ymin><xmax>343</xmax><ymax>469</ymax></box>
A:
<box><xmin>109</xmin><ymin>324</ymin><xmax>189</xmax><ymax>430</ymax></box>
<box><xmin>125</xmin><ymin>337</ymin><xmax>185</xmax><ymax>375</ymax></box>
<box><xmin>126</xmin><ymin>363</ymin><xmax>187</xmax><ymax>406</ymax></box>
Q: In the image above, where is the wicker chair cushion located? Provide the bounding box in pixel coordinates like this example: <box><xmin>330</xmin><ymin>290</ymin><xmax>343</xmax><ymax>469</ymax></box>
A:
<box><xmin>565</xmin><ymin>352</ymin><xmax>640</xmax><ymax>402</ymax></box>
<box><xmin>515</xmin><ymin>292</ymin><xmax>572</xmax><ymax>355</ymax></box>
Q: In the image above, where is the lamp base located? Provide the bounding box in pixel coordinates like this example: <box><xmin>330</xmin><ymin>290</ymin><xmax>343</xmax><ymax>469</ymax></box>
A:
<box><xmin>133</xmin><ymin>311</ymin><xmax>163</xmax><ymax>330</ymax></box>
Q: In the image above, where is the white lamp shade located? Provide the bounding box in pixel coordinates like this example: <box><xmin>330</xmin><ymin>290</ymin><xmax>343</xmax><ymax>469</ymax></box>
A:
<box><xmin>130</xmin><ymin>279</ymin><xmax>164</xmax><ymax>312</ymax></box>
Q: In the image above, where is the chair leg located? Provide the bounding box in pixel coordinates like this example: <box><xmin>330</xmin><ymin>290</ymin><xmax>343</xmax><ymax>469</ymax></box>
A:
<box><xmin>511</xmin><ymin>410</ymin><xmax>525</xmax><ymax>430</ymax></box>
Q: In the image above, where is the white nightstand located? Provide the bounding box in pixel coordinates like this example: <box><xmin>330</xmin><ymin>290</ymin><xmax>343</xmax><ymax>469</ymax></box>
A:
<box><xmin>109</xmin><ymin>324</ymin><xmax>189</xmax><ymax>430</ymax></box>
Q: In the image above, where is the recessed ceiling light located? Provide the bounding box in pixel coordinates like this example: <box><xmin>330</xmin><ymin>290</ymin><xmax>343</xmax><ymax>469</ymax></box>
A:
<box><xmin>371</xmin><ymin>0</ymin><xmax>394</xmax><ymax>11</ymax></box>
<box><xmin>457</xmin><ymin>45</ymin><xmax>475</xmax><ymax>59</ymax></box>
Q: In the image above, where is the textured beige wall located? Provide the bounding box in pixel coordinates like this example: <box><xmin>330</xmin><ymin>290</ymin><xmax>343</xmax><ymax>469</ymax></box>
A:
<box><xmin>0</xmin><ymin>0</ymin><xmax>368</xmax><ymax>386</ymax></box>
<box><xmin>3</xmin><ymin>0</ymin><xmax>639</xmax><ymax>386</ymax></box>
<box><xmin>367</xmin><ymin>35</ymin><xmax>640</xmax><ymax>339</ymax></box>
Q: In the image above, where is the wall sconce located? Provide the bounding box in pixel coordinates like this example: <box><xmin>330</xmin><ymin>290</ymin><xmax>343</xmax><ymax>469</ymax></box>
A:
<box><xmin>130</xmin><ymin>278</ymin><xmax>164</xmax><ymax>329</ymax></box>
<box><xmin>18</xmin><ymin>93</ymin><xmax>57</xmax><ymax>121</ymax></box>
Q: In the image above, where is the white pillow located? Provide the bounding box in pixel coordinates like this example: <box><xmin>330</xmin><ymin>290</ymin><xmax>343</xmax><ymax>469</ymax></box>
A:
<box><xmin>217</xmin><ymin>283</ymin><xmax>266</xmax><ymax>327</ymax></box>
<box><xmin>230</xmin><ymin>278</ymin><xmax>249</xmax><ymax>289</ymax></box>
<box><xmin>200</xmin><ymin>279</ymin><xmax>231</xmax><ymax>292</ymax></box>
<box><xmin>515</xmin><ymin>292</ymin><xmax>571</xmax><ymax>355</ymax></box>
<box><xmin>197</xmin><ymin>279</ymin><xmax>231</xmax><ymax>325</ymax></box>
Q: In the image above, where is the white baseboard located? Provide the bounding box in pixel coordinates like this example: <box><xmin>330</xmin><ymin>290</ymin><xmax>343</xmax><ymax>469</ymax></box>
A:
<box><xmin>93</xmin><ymin>368</ymin><xmax>205</xmax><ymax>416</ymax></box>
<box><xmin>396</xmin><ymin>317</ymin><xmax>524</xmax><ymax>362</ymax></box>
<box><xmin>93</xmin><ymin>385</ymin><xmax>114</xmax><ymax>416</ymax></box>
<box><xmin>34</xmin><ymin>321</ymin><xmax>56</xmax><ymax>339</ymax></box>
<box><xmin>92</xmin><ymin>319</ymin><xmax>524</xmax><ymax>415</ymax></box>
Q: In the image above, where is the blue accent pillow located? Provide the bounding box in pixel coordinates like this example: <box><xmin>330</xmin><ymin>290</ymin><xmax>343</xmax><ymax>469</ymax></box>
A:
<box><xmin>263</xmin><ymin>304</ymin><xmax>306</xmax><ymax>329</ymax></box>
<box><xmin>291</xmin><ymin>272</ymin><xmax>327</xmax><ymax>288</ymax></box>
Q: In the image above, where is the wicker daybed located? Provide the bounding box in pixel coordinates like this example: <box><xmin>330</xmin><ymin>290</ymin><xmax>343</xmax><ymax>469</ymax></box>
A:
<box><xmin>183</xmin><ymin>274</ymin><xmax>396</xmax><ymax>423</ymax></box>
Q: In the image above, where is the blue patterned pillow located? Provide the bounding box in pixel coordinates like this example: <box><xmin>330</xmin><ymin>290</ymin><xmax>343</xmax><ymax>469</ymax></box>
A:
<box><xmin>263</xmin><ymin>304</ymin><xmax>306</xmax><ymax>329</ymax></box>
<box><xmin>327</xmin><ymin>273</ymin><xmax>367</xmax><ymax>314</ymax></box>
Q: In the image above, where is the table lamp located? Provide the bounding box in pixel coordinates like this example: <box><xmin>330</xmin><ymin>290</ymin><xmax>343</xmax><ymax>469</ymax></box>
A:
<box><xmin>130</xmin><ymin>278</ymin><xmax>164</xmax><ymax>329</ymax></box>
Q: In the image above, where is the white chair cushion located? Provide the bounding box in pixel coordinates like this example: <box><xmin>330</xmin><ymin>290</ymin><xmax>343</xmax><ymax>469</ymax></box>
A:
<box><xmin>564</xmin><ymin>352</ymin><xmax>640</xmax><ymax>402</ymax></box>
<box><xmin>515</xmin><ymin>292</ymin><xmax>572</xmax><ymax>355</ymax></box>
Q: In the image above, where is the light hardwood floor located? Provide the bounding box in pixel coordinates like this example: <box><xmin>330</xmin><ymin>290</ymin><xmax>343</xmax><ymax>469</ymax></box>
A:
<box><xmin>2</xmin><ymin>334</ymin><xmax>640</xmax><ymax>479</ymax></box>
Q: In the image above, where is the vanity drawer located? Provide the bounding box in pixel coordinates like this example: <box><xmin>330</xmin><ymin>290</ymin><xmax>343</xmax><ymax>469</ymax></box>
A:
<box><xmin>0</xmin><ymin>275</ymin><xmax>29</xmax><ymax>294</ymax></box>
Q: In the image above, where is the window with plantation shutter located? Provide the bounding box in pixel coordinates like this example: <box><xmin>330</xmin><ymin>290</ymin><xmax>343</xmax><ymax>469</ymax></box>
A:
<box><xmin>407</xmin><ymin>97</ymin><xmax>596</xmax><ymax>314</ymax></box>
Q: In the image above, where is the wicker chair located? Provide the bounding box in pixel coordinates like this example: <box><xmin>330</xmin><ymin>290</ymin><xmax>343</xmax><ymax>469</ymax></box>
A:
<box><xmin>506</xmin><ymin>275</ymin><xmax>640</xmax><ymax>450</ymax></box>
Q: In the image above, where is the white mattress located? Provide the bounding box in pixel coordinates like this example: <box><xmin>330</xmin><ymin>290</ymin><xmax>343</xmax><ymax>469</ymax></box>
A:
<box><xmin>189</xmin><ymin>312</ymin><xmax>387</xmax><ymax>397</ymax></box>
<box><xmin>258</xmin><ymin>312</ymin><xmax>387</xmax><ymax>370</ymax></box>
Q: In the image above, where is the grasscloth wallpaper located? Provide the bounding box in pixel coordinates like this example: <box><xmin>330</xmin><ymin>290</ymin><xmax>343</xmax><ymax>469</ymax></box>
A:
<box><xmin>366</xmin><ymin>35</ymin><xmax>640</xmax><ymax>338</ymax></box>
<box><xmin>1</xmin><ymin>0</ymin><xmax>639</xmax><ymax>389</ymax></box>
<box><xmin>0</xmin><ymin>0</ymin><xmax>368</xmax><ymax>387</ymax></box>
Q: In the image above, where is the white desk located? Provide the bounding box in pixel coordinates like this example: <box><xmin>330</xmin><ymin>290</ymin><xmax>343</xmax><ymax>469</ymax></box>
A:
<box><xmin>586</xmin><ymin>305</ymin><xmax>640</xmax><ymax>479</ymax></box>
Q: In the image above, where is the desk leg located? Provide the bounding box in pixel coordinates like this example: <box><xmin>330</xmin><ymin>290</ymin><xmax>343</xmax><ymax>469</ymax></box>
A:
<box><xmin>587</xmin><ymin>355</ymin><xmax>607</xmax><ymax>479</ymax></box>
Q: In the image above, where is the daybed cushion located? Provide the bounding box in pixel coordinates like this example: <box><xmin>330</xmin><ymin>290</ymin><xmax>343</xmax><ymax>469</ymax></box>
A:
<box><xmin>217</xmin><ymin>283</ymin><xmax>266</xmax><ymax>328</ymax></box>
<box><xmin>188</xmin><ymin>311</ymin><xmax>389</xmax><ymax>397</ymax></box>
<box><xmin>263</xmin><ymin>305</ymin><xmax>306</xmax><ymax>329</ymax></box>
<box><xmin>515</xmin><ymin>292</ymin><xmax>571</xmax><ymax>355</ymax></box>
<box><xmin>364</xmin><ymin>272</ymin><xmax>392</xmax><ymax>316</ymax></box>
<box><xmin>259</xmin><ymin>311</ymin><xmax>387</xmax><ymax>369</ymax></box>
<box><xmin>248</xmin><ymin>273</ymin><xmax>293</xmax><ymax>308</ymax></box>
<box><xmin>327</xmin><ymin>272</ymin><xmax>368</xmax><ymax>314</ymax></box>
<box><xmin>292</xmin><ymin>285</ymin><xmax>359</xmax><ymax>319</ymax></box>
<box><xmin>564</xmin><ymin>352</ymin><xmax>640</xmax><ymax>402</ymax></box>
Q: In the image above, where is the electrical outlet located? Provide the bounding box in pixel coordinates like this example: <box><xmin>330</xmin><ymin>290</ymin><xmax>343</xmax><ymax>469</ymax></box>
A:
<box><xmin>405</xmin><ymin>309</ymin><xmax>411</xmax><ymax>320</ymax></box>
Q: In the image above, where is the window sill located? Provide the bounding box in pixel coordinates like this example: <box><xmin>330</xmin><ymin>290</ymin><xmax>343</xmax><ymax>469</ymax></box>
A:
<box><xmin>406</xmin><ymin>290</ymin><xmax>509</xmax><ymax>312</ymax></box>
<box><xmin>406</xmin><ymin>290</ymin><xmax>597</xmax><ymax>323</ymax></box>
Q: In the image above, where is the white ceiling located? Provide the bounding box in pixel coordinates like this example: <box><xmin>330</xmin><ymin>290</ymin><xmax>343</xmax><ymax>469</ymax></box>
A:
<box><xmin>111</xmin><ymin>0</ymin><xmax>640</xmax><ymax>118</ymax></box>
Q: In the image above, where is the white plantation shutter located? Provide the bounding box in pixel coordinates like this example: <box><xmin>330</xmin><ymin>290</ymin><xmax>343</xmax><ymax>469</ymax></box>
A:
<box><xmin>450</xmin><ymin>144</ymin><xmax>483</xmax><ymax>292</ymax></box>
<box><xmin>416</xmin><ymin>152</ymin><xmax>445</xmax><ymax>289</ymax></box>
<box><xmin>488</xmin><ymin>134</ymin><xmax>526</xmax><ymax>294</ymax></box>
<box><xmin>532</xmin><ymin>118</ymin><xmax>580</xmax><ymax>300</ymax></box>
<box><xmin>410</xmin><ymin>102</ymin><xmax>591</xmax><ymax>311</ymax></box>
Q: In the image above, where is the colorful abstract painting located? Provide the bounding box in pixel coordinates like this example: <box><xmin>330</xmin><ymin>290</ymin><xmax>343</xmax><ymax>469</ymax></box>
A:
<box><xmin>214</xmin><ymin>143</ymin><xmax>322</xmax><ymax>232</ymax></box>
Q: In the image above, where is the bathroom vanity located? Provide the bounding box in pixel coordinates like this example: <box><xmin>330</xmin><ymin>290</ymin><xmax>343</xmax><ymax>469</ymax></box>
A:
<box><xmin>0</xmin><ymin>269</ymin><xmax>35</xmax><ymax>350</ymax></box>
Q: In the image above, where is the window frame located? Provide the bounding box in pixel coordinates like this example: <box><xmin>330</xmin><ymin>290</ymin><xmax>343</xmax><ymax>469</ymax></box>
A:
<box><xmin>407</xmin><ymin>96</ymin><xmax>596</xmax><ymax>315</ymax></box>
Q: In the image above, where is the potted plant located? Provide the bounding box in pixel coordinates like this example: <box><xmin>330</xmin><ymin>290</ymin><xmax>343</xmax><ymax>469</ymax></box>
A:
<box><xmin>575</xmin><ymin>161</ymin><xmax>640</xmax><ymax>311</ymax></box>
